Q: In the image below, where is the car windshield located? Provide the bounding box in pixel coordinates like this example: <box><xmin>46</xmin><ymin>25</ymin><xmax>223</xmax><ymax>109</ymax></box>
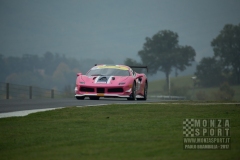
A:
<box><xmin>86</xmin><ymin>68</ymin><xmax>130</xmax><ymax>76</ymax></box>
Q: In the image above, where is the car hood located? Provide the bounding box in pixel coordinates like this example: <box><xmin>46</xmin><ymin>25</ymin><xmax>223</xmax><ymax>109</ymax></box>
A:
<box><xmin>78</xmin><ymin>75</ymin><xmax>130</xmax><ymax>85</ymax></box>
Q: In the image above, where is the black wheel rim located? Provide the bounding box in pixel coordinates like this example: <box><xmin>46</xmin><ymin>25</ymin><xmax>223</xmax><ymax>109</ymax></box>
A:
<box><xmin>132</xmin><ymin>84</ymin><xmax>136</xmax><ymax>100</ymax></box>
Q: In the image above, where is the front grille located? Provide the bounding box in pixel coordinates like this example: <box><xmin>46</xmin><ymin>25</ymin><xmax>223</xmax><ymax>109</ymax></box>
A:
<box><xmin>108</xmin><ymin>88</ymin><xmax>123</xmax><ymax>93</ymax></box>
<box><xmin>80</xmin><ymin>87</ymin><xmax>94</xmax><ymax>92</ymax></box>
<box><xmin>97</xmin><ymin>88</ymin><xmax>105</xmax><ymax>93</ymax></box>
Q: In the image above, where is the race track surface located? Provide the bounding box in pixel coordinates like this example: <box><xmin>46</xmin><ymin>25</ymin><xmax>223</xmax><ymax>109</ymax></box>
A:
<box><xmin>0</xmin><ymin>98</ymin><xmax>160</xmax><ymax>113</ymax></box>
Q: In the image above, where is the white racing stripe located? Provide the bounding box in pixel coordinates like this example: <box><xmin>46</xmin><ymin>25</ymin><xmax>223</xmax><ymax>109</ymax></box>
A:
<box><xmin>94</xmin><ymin>76</ymin><xmax>100</xmax><ymax>83</ymax></box>
<box><xmin>107</xmin><ymin>76</ymin><xmax>113</xmax><ymax>84</ymax></box>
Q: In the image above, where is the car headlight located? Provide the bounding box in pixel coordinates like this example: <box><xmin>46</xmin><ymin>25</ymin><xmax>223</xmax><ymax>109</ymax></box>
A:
<box><xmin>125</xmin><ymin>88</ymin><xmax>132</xmax><ymax>92</ymax></box>
<box><xmin>74</xmin><ymin>87</ymin><xmax>78</xmax><ymax>92</ymax></box>
<box><xmin>119</xmin><ymin>82</ymin><xmax>125</xmax><ymax>85</ymax></box>
<box><xmin>80</xmin><ymin>82</ymin><xmax>85</xmax><ymax>84</ymax></box>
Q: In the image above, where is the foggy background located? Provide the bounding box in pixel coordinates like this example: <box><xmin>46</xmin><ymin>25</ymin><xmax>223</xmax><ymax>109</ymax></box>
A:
<box><xmin>1</xmin><ymin>0</ymin><xmax>240</xmax><ymax>87</ymax></box>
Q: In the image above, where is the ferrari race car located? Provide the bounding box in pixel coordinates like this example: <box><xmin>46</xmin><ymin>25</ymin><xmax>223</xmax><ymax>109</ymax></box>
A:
<box><xmin>75</xmin><ymin>64</ymin><xmax>148</xmax><ymax>100</ymax></box>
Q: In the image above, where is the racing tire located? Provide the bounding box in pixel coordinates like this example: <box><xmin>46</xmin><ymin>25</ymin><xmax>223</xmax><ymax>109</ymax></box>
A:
<box><xmin>76</xmin><ymin>96</ymin><xmax>85</xmax><ymax>100</ymax></box>
<box><xmin>137</xmin><ymin>82</ymin><xmax>148</xmax><ymax>101</ymax></box>
<box><xmin>89</xmin><ymin>96</ymin><xmax>100</xmax><ymax>100</ymax></box>
<box><xmin>127</xmin><ymin>83</ymin><xmax>136</xmax><ymax>101</ymax></box>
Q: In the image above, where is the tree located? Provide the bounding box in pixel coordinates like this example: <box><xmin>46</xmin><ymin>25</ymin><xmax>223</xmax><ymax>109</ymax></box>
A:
<box><xmin>43</xmin><ymin>52</ymin><xmax>55</xmax><ymax>75</ymax></box>
<box><xmin>195</xmin><ymin>57</ymin><xmax>224</xmax><ymax>87</ymax></box>
<box><xmin>21</xmin><ymin>54</ymin><xmax>40</xmax><ymax>72</ymax></box>
<box><xmin>138</xmin><ymin>30</ymin><xmax>196</xmax><ymax>88</ymax></box>
<box><xmin>52</xmin><ymin>62</ymin><xmax>71</xmax><ymax>88</ymax></box>
<box><xmin>213</xmin><ymin>82</ymin><xmax>235</xmax><ymax>101</ymax></box>
<box><xmin>211</xmin><ymin>23</ymin><xmax>240</xmax><ymax>84</ymax></box>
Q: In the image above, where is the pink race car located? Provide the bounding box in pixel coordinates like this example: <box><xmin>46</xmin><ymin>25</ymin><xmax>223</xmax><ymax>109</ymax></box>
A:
<box><xmin>75</xmin><ymin>64</ymin><xmax>148</xmax><ymax>100</ymax></box>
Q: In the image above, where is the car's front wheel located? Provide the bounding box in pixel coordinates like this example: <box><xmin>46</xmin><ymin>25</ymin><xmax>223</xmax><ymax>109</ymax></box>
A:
<box><xmin>76</xmin><ymin>96</ymin><xmax>85</xmax><ymax>100</ymax></box>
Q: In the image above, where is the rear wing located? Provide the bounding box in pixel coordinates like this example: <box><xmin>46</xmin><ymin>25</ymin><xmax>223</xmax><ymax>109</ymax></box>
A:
<box><xmin>128</xmin><ymin>66</ymin><xmax>148</xmax><ymax>73</ymax></box>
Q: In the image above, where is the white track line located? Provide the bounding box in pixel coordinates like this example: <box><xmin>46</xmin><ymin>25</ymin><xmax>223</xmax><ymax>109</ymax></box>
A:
<box><xmin>0</xmin><ymin>108</ymin><xmax>63</xmax><ymax>118</ymax></box>
<box><xmin>0</xmin><ymin>103</ymin><xmax>139</xmax><ymax>118</ymax></box>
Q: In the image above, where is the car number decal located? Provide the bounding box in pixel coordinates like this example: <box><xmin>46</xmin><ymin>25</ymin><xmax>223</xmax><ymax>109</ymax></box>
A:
<box><xmin>97</xmin><ymin>93</ymin><xmax>104</xmax><ymax>97</ymax></box>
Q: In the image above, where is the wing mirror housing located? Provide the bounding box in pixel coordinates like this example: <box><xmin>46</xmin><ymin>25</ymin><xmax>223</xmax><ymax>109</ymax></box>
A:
<box><xmin>77</xmin><ymin>73</ymin><xmax>82</xmax><ymax>76</ymax></box>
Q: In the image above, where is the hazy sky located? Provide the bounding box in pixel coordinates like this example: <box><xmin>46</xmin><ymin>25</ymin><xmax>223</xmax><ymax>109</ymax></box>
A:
<box><xmin>0</xmin><ymin>0</ymin><xmax>240</xmax><ymax>64</ymax></box>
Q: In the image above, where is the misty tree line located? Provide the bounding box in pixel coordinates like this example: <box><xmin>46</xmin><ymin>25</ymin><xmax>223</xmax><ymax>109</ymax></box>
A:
<box><xmin>125</xmin><ymin>23</ymin><xmax>240</xmax><ymax>88</ymax></box>
<box><xmin>1</xmin><ymin>23</ymin><xmax>239</xmax><ymax>92</ymax></box>
<box><xmin>0</xmin><ymin>52</ymin><xmax>81</xmax><ymax>90</ymax></box>
<box><xmin>195</xmin><ymin>23</ymin><xmax>240</xmax><ymax>87</ymax></box>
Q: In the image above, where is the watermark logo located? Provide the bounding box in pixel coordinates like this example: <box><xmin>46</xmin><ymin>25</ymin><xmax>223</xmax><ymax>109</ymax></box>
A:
<box><xmin>183</xmin><ymin>119</ymin><xmax>231</xmax><ymax>150</ymax></box>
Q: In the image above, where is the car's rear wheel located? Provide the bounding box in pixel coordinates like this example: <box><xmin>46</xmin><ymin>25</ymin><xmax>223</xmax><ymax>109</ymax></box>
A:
<box><xmin>76</xmin><ymin>96</ymin><xmax>85</xmax><ymax>100</ymax></box>
<box><xmin>137</xmin><ymin>82</ymin><xmax>148</xmax><ymax>101</ymax></box>
<box><xmin>89</xmin><ymin>96</ymin><xmax>100</xmax><ymax>100</ymax></box>
<box><xmin>127</xmin><ymin>83</ymin><xmax>136</xmax><ymax>101</ymax></box>
<box><xmin>143</xmin><ymin>82</ymin><xmax>148</xmax><ymax>100</ymax></box>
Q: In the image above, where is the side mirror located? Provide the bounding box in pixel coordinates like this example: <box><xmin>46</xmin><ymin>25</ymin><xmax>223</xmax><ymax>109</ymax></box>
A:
<box><xmin>77</xmin><ymin>73</ymin><xmax>82</xmax><ymax>76</ymax></box>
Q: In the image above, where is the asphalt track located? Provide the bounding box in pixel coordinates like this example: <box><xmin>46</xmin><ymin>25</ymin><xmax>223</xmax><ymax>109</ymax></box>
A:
<box><xmin>0</xmin><ymin>97</ymin><xmax>161</xmax><ymax>113</ymax></box>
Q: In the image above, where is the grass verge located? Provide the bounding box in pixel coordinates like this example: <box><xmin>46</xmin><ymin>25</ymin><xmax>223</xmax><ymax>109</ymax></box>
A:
<box><xmin>149</xmin><ymin>75</ymin><xmax>240</xmax><ymax>101</ymax></box>
<box><xmin>0</xmin><ymin>103</ymin><xmax>240</xmax><ymax>160</ymax></box>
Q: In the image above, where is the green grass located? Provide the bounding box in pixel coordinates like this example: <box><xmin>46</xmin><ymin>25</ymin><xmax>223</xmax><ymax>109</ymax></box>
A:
<box><xmin>149</xmin><ymin>75</ymin><xmax>240</xmax><ymax>101</ymax></box>
<box><xmin>149</xmin><ymin>75</ymin><xmax>193</xmax><ymax>95</ymax></box>
<box><xmin>0</xmin><ymin>103</ymin><xmax>240</xmax><ymax>160</ymax></box>
<box><xmin>189</xmin><ymin>86</ymin><xmax>240</xmax><ymax>101</ymax></box>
